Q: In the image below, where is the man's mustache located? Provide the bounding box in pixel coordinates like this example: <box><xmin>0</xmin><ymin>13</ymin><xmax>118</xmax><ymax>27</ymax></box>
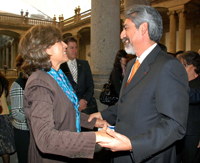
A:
<box><xmin>122</xmin><ymin>37</ymin><xmax>130</xmax><ymax>44</ymax></box>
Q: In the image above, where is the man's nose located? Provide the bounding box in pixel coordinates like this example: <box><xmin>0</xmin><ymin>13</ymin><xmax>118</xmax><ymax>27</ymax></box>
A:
<box><xmin>120</xmin><ymin>29</ymin><xmax>125</xmax><ymax>39</ymax></box>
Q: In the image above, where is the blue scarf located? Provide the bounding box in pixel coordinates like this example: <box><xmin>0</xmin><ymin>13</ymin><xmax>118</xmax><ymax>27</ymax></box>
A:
<box><xmin>47</xmin><ymin>68</ymin><xmax>81</xmax><ymax>132</ymax></box>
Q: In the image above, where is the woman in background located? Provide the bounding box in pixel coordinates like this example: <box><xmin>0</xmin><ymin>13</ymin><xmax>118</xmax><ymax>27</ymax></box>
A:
<box><xmin>177</xmin><ymin>51</ymin><xmax>200</xmax><ymax>163</ymax></box>
<box><xmin>110</xmin><ymin>50</ymin><xmax>127</xmax><ymax>95</ymax></box>
<box><xmin>0</xmin><ymin>72</ymin><xmax>16</xmax><ymax>163</ymax></box>
<box><xmin>19</xmin><ymin>25</ymin><xmax>112</xmax><ymax>163</ymax></box>
<box><xmin>10</xmin><ymin>54</ymin><xmax>29</xmax><ymax>163</ymax></box>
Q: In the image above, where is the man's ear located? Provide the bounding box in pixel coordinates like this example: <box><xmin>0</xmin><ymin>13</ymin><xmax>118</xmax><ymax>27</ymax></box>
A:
<box><xmin>139</xmin><ymin>22</ymin><xmax>148</xmax><ymax>35</ymax></box>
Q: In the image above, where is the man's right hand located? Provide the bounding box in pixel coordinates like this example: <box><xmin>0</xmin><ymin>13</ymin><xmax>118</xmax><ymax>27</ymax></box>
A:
<box><xmin>88</xmin><ymin>112</ymin><xmax>103</xmax><ymax>122</ymax></box>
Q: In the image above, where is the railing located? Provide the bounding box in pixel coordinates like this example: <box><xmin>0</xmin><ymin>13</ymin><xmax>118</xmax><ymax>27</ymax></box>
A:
<box><xmin>0</xmin><ymin>69</ymin><xmax>19</xmax><ymax>78</ymax></box>
<box><xmin>0</xmin><ymin>13</ymin><xmax>59</xmax><ymax>27</ymax></box>
<box><xmin>0</xmin><ymin>9</ymin><xmax>92</xmax><ymax>29</ymax></box>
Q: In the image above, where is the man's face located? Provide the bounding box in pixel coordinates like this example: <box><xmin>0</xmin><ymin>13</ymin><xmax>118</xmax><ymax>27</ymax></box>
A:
<box><xmin>66</xmin><ymin>41</ymin><xmax>78</xmax><ymax>60</ymax></box>
<box><xmin>120</xmin><ymin>18</ymin><xmax>140</xmax><ymax>55</ymax></box>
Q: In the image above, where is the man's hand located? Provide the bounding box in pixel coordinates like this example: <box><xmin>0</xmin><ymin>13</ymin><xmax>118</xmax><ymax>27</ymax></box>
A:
<box><xmin>95</xmin><ymin>118</ymin><xmax>110</xmax><ymax>128</ymax></box>
<box><xmin>198</xmin><ymin>141</ymin><xmax>200</xmax><ymax>148</ymax></box>
<box><xmin>78</xmin><ymin>99</ymin><xmax>87</xmax><ymax>111</ymax></box>
<box><xmin>98</xmin><ymin>128</ymin><xmax>132</xmax><ymax>152</ymax></box>
<box><xmin>88</xmin><ymin>112</ymin><xmax>103</xmax><ymax>122</ymax></box>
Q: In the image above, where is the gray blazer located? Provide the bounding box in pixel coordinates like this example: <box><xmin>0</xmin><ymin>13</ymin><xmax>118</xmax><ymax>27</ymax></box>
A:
<box><xmin>101</xmin><ymin>45</ymin><xmax>189</xmax><ymax>163</ymax></box>
<box><xmin>23</xmin><ymin>70</ymin><xmax>96</xmax><ymax>163</ymax></box>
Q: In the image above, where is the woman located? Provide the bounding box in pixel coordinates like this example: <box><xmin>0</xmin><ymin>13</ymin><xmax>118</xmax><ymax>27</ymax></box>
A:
<box><xmin>0</xmin><ymin>72</ymin><xmax>16</xmax><ymax>163</ymax></box>
<box><xmin>177</xmin><ymin>51</ymin><xmax>200</xmax><ymax>163</ymax></box>
<box><xmin>10</xmin><ymin>54</ymin><xmax>29</xmax><ymax>163</ymax></box>
<box><xmin>19</xmin><ymin>25</ymin><xmax>112</xmax><ymax>163</ymax></box>
<box><xmin>109</xmin><ymin>50</ymin><xmax>127</xmax><ymax>98</ymax></box>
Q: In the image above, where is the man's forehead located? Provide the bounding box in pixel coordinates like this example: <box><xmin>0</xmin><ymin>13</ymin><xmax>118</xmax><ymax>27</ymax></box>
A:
<box><xmin>123</xmin><ymin>18</ymin><xmax>133</xmax><ymax>25</ymax></box>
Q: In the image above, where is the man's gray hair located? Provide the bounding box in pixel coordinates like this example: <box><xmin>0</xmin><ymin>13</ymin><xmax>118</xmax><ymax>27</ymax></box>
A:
<box><xmin>125</xmin><ymin>5</ymin><xmax>163</xmax><ymax>43</ymax></box>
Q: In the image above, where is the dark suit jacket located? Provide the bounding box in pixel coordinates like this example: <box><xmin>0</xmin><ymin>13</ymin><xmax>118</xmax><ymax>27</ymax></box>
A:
<box><xmin>101</xmin><ymin>45</ymin><xmax>189</xmax><ymax>163</ymax></box>
<box><xmin>60</xmin><ymin>59</ymin><xmax>97</xmax><ymax>114</ymax></box>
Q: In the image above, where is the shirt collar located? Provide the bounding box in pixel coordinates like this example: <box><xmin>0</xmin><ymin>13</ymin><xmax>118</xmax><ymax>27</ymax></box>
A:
<box><xmin>136</xmin><ymin>43</ymin><xmax>157</xmax><ymax>64</ymax></box>
<box><xmin>67</xmin><ymin>58</ymin><xmax>76</xmax><ymax>66</ymax></box>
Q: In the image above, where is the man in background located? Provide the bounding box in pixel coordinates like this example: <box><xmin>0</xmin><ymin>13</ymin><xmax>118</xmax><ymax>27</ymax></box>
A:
<box><xmin>60</xmin><ymin>37</ymin><xmax>98</xmax><ymax>116</ymax></box>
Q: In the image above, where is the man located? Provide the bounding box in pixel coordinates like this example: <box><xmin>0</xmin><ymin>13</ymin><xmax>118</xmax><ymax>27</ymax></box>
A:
<box><xmin>60</xmin><ymin>37</ymin><xmax>97</xmax><ymax>115</ymax></box>
<box><xmin>89</xmin><ymin>5</ymin><xmax>189</xmax><ymax>163</ymax></box>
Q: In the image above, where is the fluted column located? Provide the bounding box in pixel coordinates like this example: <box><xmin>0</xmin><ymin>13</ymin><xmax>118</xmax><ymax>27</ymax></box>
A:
<box><xmin>124</xmin><ymin>0</ymin><xmax>150</xmax><ymax>13</ymax></box>
<box><xmin>11</xmin><ymin>43</ymin><xmax>15</xmax><ymax>68</ymax></box>
<box><xmin>0</xmin><ymin>49</ymin><xmax>2</xmax><ymax>68</ymax></box>
<box><xmin>6</xmin><ymin>47</ymin><xmax>9</xmax><ymax>68</ymax></box>
<box><xmin>177</xmin><ymin>7</ymin><xmax>186</xmax><ymax>51</ymax></box>
<box><xmin>2</xmin><ymin>48</ymin><xmax>6</xmax><ymax>67</ymax></box>
<box><xmin>168</xmin><ymin>10</ymin><xmax>177</xmax><ymax>53</ymax></box>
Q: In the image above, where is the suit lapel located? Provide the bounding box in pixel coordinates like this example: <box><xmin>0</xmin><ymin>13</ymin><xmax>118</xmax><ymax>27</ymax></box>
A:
<box><xmin>121</xmin><ymin>45</ymin><xmax>161</xmax><ymax>97</ymax></box>
<box><xmin>76</xmin><ymin>59</ymin><xmax>82</xmax><ymax>84</ymax></box>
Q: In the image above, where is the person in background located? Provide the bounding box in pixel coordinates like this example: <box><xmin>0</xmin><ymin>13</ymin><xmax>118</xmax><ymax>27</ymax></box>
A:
<box><xmin>89</xmin><ymin>4</ymin><xmax>189</xmax><ymax>163</ymax></box>
<box><xmin>0</xmin><ymin>72</ymin><xmax>16</xmax><ymax>163</ymax></box>
<box><xmin>175</xmin><ymin>50</ymin><xmax>184</xmax><ymax>59</ymax></box>
<box><xmin>110</xmin><ymin>49</ymin><xmax>127</xmax><ymax>97</ymax></box>
<box><xmin>19</xmin><ymin>25</ymin><xmax>113</xmax><ymax>163</ymax></box>
<box><xmin>60</xmin><ymin>37</ymin><xmax>98</xmax><ymax>115</ymax></box>
<box><xmin>177</xmin><ymin>51</ymin><xmax>200</xmax><ymax>163</ymax></box>
<box><xmin>10</xmin><ymin>54</ymin><xmax>29</xmax><ymax>163</ymax></box>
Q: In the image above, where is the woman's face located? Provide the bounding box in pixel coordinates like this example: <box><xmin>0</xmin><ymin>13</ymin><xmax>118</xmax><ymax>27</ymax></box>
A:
<box><xmin>181</xmin><ymin>58</ymin><xmax>197</xmax><ymax>80</ymax></box>
<box><xmin>46</xmin><ymin>41</ymin><xmax>68</xmax><ymax>70</ymax></box>
<box><xmin>121</xmin><ymin>57</ymin><xmax>127</xmax><ymax>67</ymax></box>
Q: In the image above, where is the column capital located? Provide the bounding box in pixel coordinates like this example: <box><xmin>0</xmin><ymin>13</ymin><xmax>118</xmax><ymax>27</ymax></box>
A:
<box><xmin>176</xmin><ymin>8</ymin><xmax>187</xmax><ymax>17</ymax></box>
<box><xmin>167</xmin><ymin>10</ymin><xmax>176</xmax><ymax>16</ymax></box>
<box><xmin>72</xmin><ymin>33</ymin><xmax>81</xmax><ymax>40</ymax></box>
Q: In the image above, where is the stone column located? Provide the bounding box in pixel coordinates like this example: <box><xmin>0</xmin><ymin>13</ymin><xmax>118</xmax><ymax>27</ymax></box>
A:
<box><xmin>6</xmin><ymin>47</ymin><xmax>9</xmax><ymax>68</ymax></box>
<box><xmin>91</xmin><ymin>0</ymin><xmax>120</xmax><ymax>110</ymax></box>
<box><xmin>0</xmin><ymin>49</ymin><xmax>2</xmax><ymax>68</ymax></box>
<box><xmin>177</xmin><ymin>7</ymin><xmax>186</xmax><ymax>51</ymax></box>
<box><xmin>124</xmin><ymin>0</ymin><xmax>150</xmax><ymax>13</ymax></box>
<box><xmin>2</xmin><ymin>48</ymin><xmax>6</xmax><ymax>67</ymax></box>
<box><xmin>168</xmin><ymin>10</ymin><xmax>177</xmax><ymax>53</ymax></box>
<box><xmin>11</xmin><ymin>43</ymin><xmax>15</xmax><ymax>69</ymax></box>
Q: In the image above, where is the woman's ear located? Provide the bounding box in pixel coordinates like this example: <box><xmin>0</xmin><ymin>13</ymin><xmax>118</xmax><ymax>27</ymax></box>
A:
<box><xmin>46</xmin><ymin>48</ymin><xmax>52</xmax><ymax>56</ymax></box>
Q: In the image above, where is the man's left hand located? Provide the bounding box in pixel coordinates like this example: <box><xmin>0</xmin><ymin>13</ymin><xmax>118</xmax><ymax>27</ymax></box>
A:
<box><xmin>79</xmin><ymin>99</ymin><xmax>87</xmax><ymax>111</ymax></box>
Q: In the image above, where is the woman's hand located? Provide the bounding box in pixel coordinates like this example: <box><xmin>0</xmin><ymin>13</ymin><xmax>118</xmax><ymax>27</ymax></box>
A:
<box><xmin>95</xmin><ymin>125</ymin><xmax>114</xmax><ymax>143</ymax></box>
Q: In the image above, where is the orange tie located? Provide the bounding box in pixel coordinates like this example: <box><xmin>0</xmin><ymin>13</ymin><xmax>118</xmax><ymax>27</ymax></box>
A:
<box><xmin>126</xmin><ymin>59</ymin><xmax>140</xmax><ymax>87</ymax></box>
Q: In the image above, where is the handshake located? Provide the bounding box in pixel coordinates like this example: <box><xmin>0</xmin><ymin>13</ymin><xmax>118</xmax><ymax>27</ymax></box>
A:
<box><xmin>88</xmin><ymin>112</ymin><xmax>132</xmax><ymax>152</ymax></box>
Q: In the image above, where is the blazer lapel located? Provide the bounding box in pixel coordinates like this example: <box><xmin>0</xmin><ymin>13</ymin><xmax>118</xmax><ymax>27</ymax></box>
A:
<box><xmin>76</xmin><ymin>59</ymin><xmax>82</xmax><ymax>84</ymax></box>
<box><xmin>121</xmin><ymin>45</ymin><xmax>161</xmax><ymax>97</ymax></box>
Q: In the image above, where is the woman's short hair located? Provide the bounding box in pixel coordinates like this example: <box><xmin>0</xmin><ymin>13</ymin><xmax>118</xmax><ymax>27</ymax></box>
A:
<box><xmin>15</xmin><ymin>54</ymin><xmax>24</xmax><ymax>70</ymax></box>
<box><xmin>179</xmin><ymin>51</ymin><xmax>200</xmax><ymax>73</ymax></box>
<box><xmin>19</xmin><ymin>25</ymin><xmax>62</xmax><ymax>78</ymax></box>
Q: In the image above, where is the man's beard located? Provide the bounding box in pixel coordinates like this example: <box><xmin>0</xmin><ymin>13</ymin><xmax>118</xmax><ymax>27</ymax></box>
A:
<box><xmin>122</xmin><ymin>38</ymin><xmax>136</xmax><ymax>55</ymax></box>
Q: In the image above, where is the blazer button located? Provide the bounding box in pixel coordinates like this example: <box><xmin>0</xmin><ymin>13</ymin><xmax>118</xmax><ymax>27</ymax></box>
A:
<box><xmin>120</xmin><ymin>99</ymin><xmax>123</xmax><ymax>103</ymax></box>
<box><xmin>28</xmin><ymin>102</ymin><xmax>32</xmax><ymax>105</ymax></box>
<box><xmin>118</xmin><ymin>119</ymin><xmax>120</xmax><ymax>122</ymax></box>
